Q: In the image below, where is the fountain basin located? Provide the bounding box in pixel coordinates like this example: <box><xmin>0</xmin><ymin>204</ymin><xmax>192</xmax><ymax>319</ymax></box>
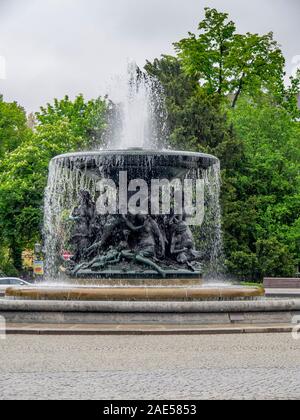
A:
<box><xmin>52</xmin><ymin>149</ymin><xmax>219</xmax><ymax>181</ymax></box>
<box><xmin>5</xmin><ymin>285</ymin><xmax>265</xmax><ymax>302</ymax></box>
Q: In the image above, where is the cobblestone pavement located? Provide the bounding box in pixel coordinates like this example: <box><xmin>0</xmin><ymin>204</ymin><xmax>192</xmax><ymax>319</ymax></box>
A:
<box><xmin>0</xmin><ymin>333</ymin><xmax>299</xmax><ymax>400</ymax></box>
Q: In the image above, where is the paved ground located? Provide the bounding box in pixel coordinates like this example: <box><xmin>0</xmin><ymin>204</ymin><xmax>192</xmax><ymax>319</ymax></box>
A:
<box><xmin>265</xmin><ymin>288</ymin><xmax>300</xmax><ymax>297</ymax></box>
<box><xmin>0</xmin><ymin>333</ymin><xmax>299</xmax><ymax>400</ymax></box>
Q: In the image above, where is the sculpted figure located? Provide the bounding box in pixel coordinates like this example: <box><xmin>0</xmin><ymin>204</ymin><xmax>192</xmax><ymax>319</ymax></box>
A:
<box><xmin>72</xmin><ymin>247</ymin><xmax>121</xmax><ymax>275</ymax></box>
<box><xmin>84</xmin><ymin>214</ymin><xmax>123</xmax><ymax>258</ymax></box>
<box><xmin>68</xmin><ymin>187</ymin><xmax>203</xmax><ymax>277</ymax></box>
<box><xmin>170</xmin><ymin>218</ymin><xmax>201</xmax><ymax>270</ymax></box>
<box><xmin>69</xmin><ymin>190</ymin><xmax>96</xmax><ymax>262</ymax></box>
<box><xmin>119</xmin><ymin>214</ymin><xmax>167</xmax><ymax>277</ymax></box>
<box><xmin>122</xmin><ymin>214</ymin><xmax>165</xmax><ymax>259</ymax></box>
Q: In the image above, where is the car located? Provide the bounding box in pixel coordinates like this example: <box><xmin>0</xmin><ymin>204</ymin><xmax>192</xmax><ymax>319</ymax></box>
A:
<box><xmin>0</xmin><ymin>278</ymin><xmax>32</xmax><ymax>294</ymax></box>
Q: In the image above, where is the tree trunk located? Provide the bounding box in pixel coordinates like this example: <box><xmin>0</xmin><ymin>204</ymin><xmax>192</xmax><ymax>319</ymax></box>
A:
<box><xmin>10</xmin><ymin>238</ymin><xmax>23</xmax><ymax>272</ymax></box>
<box><xmin>232</xmin><ymin>73</ymin><xmax>245</xmax><ymax>108</ymax></box>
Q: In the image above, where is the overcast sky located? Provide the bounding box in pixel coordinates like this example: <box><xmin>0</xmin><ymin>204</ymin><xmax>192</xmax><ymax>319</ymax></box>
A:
<box><xmin>0</xmin><ymin>0</ymin><xmax>299</xmax><ymax>112</ymax></box>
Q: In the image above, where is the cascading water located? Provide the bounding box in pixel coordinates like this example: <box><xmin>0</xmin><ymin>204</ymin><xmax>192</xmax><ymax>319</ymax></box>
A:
<box><xmin>200</xmin><ymin>161</ymin><xmax>224</xmax><ymax>277</ymax></box>
<box><xmin>43</xmin><ymin>153</ymin><xmax>224</xmax><ymax>281</ymax></box>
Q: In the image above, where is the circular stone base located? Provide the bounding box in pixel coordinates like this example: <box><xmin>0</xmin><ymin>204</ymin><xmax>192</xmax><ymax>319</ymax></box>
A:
<box><xmin>5</xmin><ymin>285</ymin><xmax>265</xmax><ymax>301</ymax></box>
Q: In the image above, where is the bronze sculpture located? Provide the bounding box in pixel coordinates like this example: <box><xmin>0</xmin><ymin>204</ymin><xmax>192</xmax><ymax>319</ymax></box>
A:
<box><xmin>68</xmin><ymin>191</ymin><xmax>202</xmax><ymax>278</ymax></box>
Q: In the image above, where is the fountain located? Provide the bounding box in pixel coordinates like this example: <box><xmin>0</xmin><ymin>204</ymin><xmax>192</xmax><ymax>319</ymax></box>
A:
<box><xmin>5</xmin><ymin>65</ymin><xmax>263</xmax><ymax>303</ymax></box>
<box><xmin>5</xmin><ymin>147</ymin><xmax>263</xmax><ymax>301</ymax></box>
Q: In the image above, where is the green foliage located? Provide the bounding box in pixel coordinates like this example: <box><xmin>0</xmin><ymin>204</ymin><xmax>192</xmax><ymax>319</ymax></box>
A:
<box><xmin>36</xmin><ymin>94</ymin><xmax>108</xmax><ymax>148</ymax></box>
<box><xmin>281</xmin><ymin>69</ymin><xmax>300</xmax><ymax>119</ymax></box>
<box><xmin>146</xmin><ymin>8</ymin><xmax>300</xmax><ymax>281</ymax></box>
<box><xmin>0</xmin><ymin>96</ymin><xmax>31</xmax><ymax>157</ymax></box>
<box><xmin>175</xmin><ymin>8</ymin><xmax>285</xmax><ymax>108</ymax></box>
<box><xmin>222</xmin><ymin>99</ymin><xmax>300</xmax><ymax>279</ymax></box>
<box><xmin>0</xmin><ymin>95</ymin><xmax>107</xmax><ymax>272</ymax></box>
<box><xmin>145</xmin><ymin>55</ymin><xmax>199</xmax><ymax>107</ymax></box>
<box><xmin>145</xmin><ymin>55</ymin><xmax>236</xmax><ymax>159</ymax></box>
<box><xmin>0</xmin><ymin>242</ymin><xmax>19</xmax><ymax>277</ymax></box>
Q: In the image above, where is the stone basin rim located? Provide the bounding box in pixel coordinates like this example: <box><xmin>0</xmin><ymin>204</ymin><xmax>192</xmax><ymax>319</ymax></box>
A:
<box><xmin>5</xmin><ymin>285</ymin><xmax>265</xmax><ymax>301</ymax></box>
<box><xmin>51</xmin><ymin>149</ymin><xmax>219</xmax><ymax>163</ymax></box>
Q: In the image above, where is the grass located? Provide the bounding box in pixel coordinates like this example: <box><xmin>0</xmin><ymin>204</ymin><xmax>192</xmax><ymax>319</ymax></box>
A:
<box><xmin>240</xmin><ymin>281</ymin><xmax>264</xmax><ymax>288</ymax></box>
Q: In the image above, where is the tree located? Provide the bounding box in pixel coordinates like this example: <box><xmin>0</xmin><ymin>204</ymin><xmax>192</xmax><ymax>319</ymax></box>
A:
<box><xmin>146</xmin><ymin>9</ymin><xmax>300</xmax><ymax>281</ymax></box>
<box><xmin>0</xmin><ymin>96</ymin><xmax>31</xmax><ymax>157</ymax></box>
<box><xmin>145</xmin><ymin>55</ymin><xmax>199</xmax><ymax>108</ymax></box>
<box><xmin>145</xmin><ymin>55</ymin><xmax>244</xmax><ymax>167</ymax></box>
<box><xmin>223</xmin><ymin>98</ymin><xmax>300</xmax><ymax>279</ymax></box>
<box><xmin>175</xmin><ymin>8</ymin><xmax>286</xmax><ymax>108</ymax></box>
<box><xmin>281</xmin><ymin>69</ymin><xmax>300</xmax><ymax>119</ymax></box>
<box><xmin>37</xmin><ymin>94</ymin><xmax>108</xmax><ymax>148</ymax></box>
<box><xmin>0</xmin><ymin>95</ymin><xmax>108</xmax><ymax>273</ymax></box>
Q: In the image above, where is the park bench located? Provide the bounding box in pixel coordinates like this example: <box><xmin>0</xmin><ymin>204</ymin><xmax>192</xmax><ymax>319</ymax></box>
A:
<box><xmin>263</xmin><ymin>277</ymin><xmax>300</xmax><ymax>289</ymax></box>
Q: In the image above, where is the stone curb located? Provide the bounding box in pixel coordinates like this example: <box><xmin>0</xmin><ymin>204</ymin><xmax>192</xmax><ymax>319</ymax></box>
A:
<box><xmin>1</xmin><ymin>298</ymin><xmax>300</xmax><ymax>313</ymax></box>
<box><xmin>4</xmin><ymin>324</ymin><xmax>293</xmax><ymax>336</ymax></box>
